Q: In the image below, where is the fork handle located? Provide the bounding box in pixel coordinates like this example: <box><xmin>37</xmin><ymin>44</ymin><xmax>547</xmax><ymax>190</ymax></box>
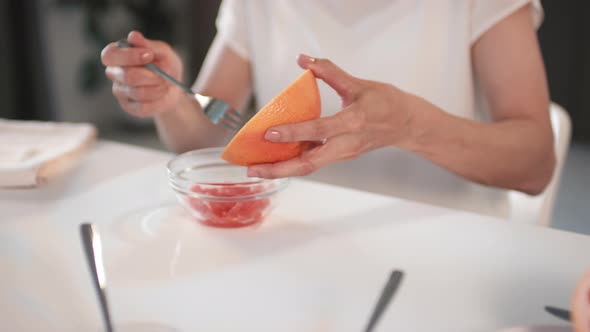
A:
<box><xmin>116</xmin><ymin>40</ymin><xmax>193</xmax><ymax>96</ymax></box>
<box><xmin>145</xmin><ymin>63</ymin><xmax>193</xmax><ymax>95</ymax></box>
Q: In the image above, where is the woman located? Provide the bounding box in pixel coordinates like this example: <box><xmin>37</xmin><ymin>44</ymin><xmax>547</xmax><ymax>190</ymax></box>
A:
<box><xmin>101</xmin><ymin>0</ymin><xmax>555</xmax><ymax>217</ymax></box>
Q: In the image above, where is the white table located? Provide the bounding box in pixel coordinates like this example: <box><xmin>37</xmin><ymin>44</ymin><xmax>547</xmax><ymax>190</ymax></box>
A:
<box><xmin>1</xmin><ymin>141</ymin><xmax>589</xmax><ymax>332</ymax></box>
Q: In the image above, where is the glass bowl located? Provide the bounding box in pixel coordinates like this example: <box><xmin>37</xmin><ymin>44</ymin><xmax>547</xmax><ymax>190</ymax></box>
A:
<box><xmin>167</xmin><ymin>147</ymin><xmax>288</xmax><ymax>228</ymax></box>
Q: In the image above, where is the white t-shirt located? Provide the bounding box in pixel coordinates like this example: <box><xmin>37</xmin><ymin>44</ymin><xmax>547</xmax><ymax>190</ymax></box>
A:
<box><xmin>215</xmin><ymin>0</ymin><xmax>543</xmax><ymax>218</ymax></box>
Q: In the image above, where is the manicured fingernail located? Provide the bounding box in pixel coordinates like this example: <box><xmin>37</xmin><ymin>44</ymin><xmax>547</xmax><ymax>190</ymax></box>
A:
<box><xmin>299</xmin><ymin>53</ymin><xmax>316</xmax><ymax>63</ymax></box>
<box><xmin>265</xmin><ymin>130</ymin><xmax>281</xmax><ymax>141</ymax></box>
<box><xmin>128</xmin><ymin>30</ymin><xmax>139</xmax><ymax>39</ymax></box>
<box><xmin>247</xmin><ymin>169</ymin><xmax>259</xmax><ymax>178</ymax></box>
<box><xmin>141</xmin><ymin>52</ymin><xmax>152</xmax><ymax>61</ymax></box>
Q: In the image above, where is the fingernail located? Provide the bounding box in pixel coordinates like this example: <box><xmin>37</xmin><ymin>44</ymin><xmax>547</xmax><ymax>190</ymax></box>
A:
<box><xmin>265</xmin><ymin>130</ymin><xmax>281</xmax><ymax>142</ymax></box>
<box><xmin>141</xmin><ymin>52</ymin><xmax>152</xmax><ymax>61</ymax></box>
<box><xmin>247</xmin><ymin>169</ymin><xmax>260</xmax><ymax>178</ymax></box>
<box><xmin>299</xmin><ymin>53</ymin><xmax>317</xmax><ymax>63</ymax></box>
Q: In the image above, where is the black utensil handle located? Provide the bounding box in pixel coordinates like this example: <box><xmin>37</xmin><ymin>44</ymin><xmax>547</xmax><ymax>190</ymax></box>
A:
<box><xmin>364</xmin><ymin>270</ymin><xmax>404</xmax><ymax>332</ymax></box>
<box><xmin>544</xmin><ymin>305</ymin><xmax>572</xmax><ymax>322</ymax></box>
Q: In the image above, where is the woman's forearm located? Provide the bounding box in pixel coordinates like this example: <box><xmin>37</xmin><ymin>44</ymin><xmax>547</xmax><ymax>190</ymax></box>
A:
<box><xmin>246</xmin><ymin>56</ymin><xmax>556</xmax><ymax>190</ymax></box>
<box><xmin>401</xmin><ymin>94</ymin><xmax>556</xmax><ymax>195</ymax></box>
<box><xmin>154</xmin><ymin>94</ymin><xmax>233</xmax><ymax>153</ymax></box>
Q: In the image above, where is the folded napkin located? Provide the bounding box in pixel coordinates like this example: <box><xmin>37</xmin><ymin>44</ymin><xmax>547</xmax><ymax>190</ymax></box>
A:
<box><xmin>0</xmin><ymin>119</ymin><xmax>97</xmax><ymax>188</ymax></box>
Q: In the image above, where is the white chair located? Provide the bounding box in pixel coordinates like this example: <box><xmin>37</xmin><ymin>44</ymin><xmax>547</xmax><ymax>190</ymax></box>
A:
<box><xmin>509</xmin><ymin>102</ymin><xmax>572</xmax><ymax>226</ymax></box>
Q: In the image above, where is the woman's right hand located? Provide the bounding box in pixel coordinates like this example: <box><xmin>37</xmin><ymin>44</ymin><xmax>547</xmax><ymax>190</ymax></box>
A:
<box><xmin>101</xmin><ymin>31</ymin><xmax>184</xmax><ymax>118</ymax></box>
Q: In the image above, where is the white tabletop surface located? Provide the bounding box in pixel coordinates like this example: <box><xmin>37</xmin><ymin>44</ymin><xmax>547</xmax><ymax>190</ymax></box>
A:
<box><xmin>1</xmin><ymin>141</ymin><xmax>587</xmax><ymax>332</ymax></box>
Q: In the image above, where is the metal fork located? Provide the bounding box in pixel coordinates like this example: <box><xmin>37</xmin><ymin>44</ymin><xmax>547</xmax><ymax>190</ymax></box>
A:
<box><xmin>117</xmin><ymin>40</ymin><xmax>245</xmax><ymax>131</ymax></box>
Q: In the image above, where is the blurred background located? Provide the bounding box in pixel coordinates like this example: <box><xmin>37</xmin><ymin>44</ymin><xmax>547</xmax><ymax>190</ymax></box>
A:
<box><xmin>0</xmin><ymin>0</ymin><xmax>588</xmax><ymax>233</ymax></box>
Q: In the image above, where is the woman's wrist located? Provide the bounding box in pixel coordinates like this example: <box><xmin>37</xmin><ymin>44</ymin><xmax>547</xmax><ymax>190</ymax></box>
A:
<box><xmin>154</xmin><ymin>94</ymin><xmax>191</xmax><ymax>122</ymax></box>
<box><xmin>388</xmin><ymin>90</ymin><xmax>423</xmax><ymax>151</ymax></box>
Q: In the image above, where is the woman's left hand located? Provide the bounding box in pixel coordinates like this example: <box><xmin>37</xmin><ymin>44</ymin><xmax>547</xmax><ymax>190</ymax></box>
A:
<box><xmin>247</xmin><ymin>54</ymin><xmax>416</xmax><ymax>179</ymax></box>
